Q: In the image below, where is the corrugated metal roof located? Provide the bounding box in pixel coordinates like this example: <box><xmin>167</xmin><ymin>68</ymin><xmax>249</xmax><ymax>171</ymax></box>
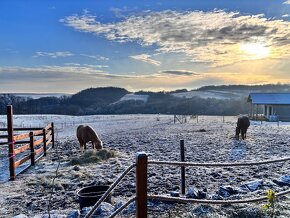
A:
<box><xmin>248</xmin><ymin>93</ymin><xmax>290</xmax><ymax>105</ymax></box>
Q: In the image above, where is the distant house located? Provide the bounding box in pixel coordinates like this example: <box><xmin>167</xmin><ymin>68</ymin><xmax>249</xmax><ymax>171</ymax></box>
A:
<box><xmin>247</xmin><ymin>93</ymin><xmax>290</xmax><ymax>121</ymax></box>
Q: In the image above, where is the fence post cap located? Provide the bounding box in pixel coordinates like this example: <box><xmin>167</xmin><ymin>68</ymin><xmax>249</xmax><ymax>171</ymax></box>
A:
<box><xmin>136</xmin><ymin>152</ymin><xmax>147</xmax><ymax>158</ymax></box>
<box><xmin>136</xmin><ymin>152</ymin><xmax>147</xmax><ymax>162</ymax></box>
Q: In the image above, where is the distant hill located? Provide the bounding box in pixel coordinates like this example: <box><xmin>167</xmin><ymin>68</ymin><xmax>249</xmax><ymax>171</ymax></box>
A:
<box><xmin>196</xmin><ymin>84</ymin><xmax>290</xmax><ymax>92</ymax></box>
<box><xmin>1</xmin><ymin>84</ymin><xmax>290</xmax><ymax>115</ymax></box>
<box><xmin>67</xmin><ymin>87</ymin><xmax>129</xmax><ymax>107</ymax></box>
<box><xmin>172</xmin><ymin>84</ymin><xmax>290</xmax><ymax>100</ymax></box>
<box><xmin>11</xmin><ymin>93</ymin><xmax>70</xmax><ymax>99</ymax></box>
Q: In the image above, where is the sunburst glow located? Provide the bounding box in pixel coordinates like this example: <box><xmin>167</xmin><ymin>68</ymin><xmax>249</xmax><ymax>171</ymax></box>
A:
<box><xmin>240</xmin><ymin>42</ymin><xmax>270</xmax><ymax>59</ymax></box>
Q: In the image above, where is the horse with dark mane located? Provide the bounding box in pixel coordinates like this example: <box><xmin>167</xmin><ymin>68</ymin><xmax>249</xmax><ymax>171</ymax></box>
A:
<box><xmin>235</xmin><ymin>116</ymin><xmax>250</xmax><ymax>140</ymax></box>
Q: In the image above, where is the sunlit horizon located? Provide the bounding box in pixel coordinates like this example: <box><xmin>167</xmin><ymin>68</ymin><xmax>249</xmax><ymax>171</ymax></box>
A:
<box><xmin>1</xmin><ymin>1</ymin><xmax>290</xmax><ymax>93</ymax></box>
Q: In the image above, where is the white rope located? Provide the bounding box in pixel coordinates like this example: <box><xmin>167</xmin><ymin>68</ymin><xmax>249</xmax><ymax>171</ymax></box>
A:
<box><xmin>148</xmin><ymin>188</ymin><xmax>290</xmax><ymax>204</ymax></box>
<box><xmin>148</xmin><ymin>156</ymin><xmax>290</xmax><ymax>167</ymax></box>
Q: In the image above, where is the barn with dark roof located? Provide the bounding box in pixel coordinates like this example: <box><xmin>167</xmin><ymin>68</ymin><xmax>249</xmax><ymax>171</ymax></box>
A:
<box><xmin>247</xmin><ymin>93</ymin><xmax>290</xmax><ymax>121</ymax></box>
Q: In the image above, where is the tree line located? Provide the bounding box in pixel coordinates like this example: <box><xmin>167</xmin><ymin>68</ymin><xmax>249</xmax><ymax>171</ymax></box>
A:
<box><xmin>0</xmin><ymin>86</ymin><xmax>252</xmax><ymax>116</ymax></box>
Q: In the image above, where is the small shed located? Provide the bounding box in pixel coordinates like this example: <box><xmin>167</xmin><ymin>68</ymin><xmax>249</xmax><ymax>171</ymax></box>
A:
<box><xmin>247</xmin><ymin>93</ymin><xmax>290</xmax><ymax>121</ymax></box>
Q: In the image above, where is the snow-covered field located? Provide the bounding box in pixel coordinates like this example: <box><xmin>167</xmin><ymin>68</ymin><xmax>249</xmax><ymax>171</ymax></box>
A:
<box><xmin>0</xmin><ymin>114</ymin><xmax>290</xmax><ymax>217</ymax></box>
<box><xmin>117</xmin><ymin>94</ymin><xmax>149</xmax><ymax>103</ymax></box>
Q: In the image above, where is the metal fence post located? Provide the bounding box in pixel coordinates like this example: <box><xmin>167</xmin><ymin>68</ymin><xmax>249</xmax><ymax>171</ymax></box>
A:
<box><xmin>136</xmin><ymin>152</ymin><xmax>148</xmax><ymax>218</ymax></box>
<box><xmin>30</xmin><ymin>132</ymin><xmax>35</xmax><ymax>166</ymax></box>
<box><xmin>7</xmin><ymin>105</ymin><xmax>15</xmax><ymax>180</ymax></box>
<box><xmin>43</xmin><ymin>128</ymin><xmax>46</xmax><ymax>156</ymax></box>
<box><xmin>180</xmin><ymin>140</ymin><xmax>185</xmax><ymax>195</ymax></box>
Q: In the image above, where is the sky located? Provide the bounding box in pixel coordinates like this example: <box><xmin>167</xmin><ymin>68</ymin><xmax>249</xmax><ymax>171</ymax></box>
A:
<box><xmin>1</xmin><ymin>0</ymin><xmax>290</xmax><ymax>94</ymax></box>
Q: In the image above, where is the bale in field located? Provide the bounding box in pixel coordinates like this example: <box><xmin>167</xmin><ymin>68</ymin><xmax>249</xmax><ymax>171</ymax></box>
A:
<box><xmin>76</xmin><ymin>125</ymin><xmax>103</xmax><ymax>152</ymax></box>
<box><xmin>235</xmin><ymin>116</ymin><xmax>250</xmax><ymax>140</ymax></box>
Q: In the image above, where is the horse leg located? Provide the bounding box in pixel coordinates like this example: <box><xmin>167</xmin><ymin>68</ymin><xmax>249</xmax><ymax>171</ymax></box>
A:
<box><xmin>80</xmin><ymin>144</ymin><xmax>84</xmax><ymax>153</ymax></box>
<box><xmin>235</xmin><ymin>127</ymin><xmax>240</xmax><ymax>140</ymax></box>
<box><xmin>241</xmin><ymin>129</ymin><xmax>245</xmax><ymax>140</ymax></box>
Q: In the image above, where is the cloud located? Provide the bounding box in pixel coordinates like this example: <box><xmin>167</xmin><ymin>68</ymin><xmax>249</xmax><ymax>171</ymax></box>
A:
<box><xmin>34</xmin><ymin>51</ymin><xmax>74</xmax><ymax>58</ymax></box>
<box><xmin>0</xmin><ymin>65</ymin><xmax>149</xmax><ymax>82</ymax></box>
<box><xmin>64</xmin><ymin>63</ymin><xmax>81</xmax><ymax>66</ymax></box>
<box><xmin>283</xmin><ymin>0</ymin><xmax>290</xmax><ymax>4</ymax></box>
<box><xmin>159</xmin><ymin>70</ymin><xmax>199</xmax><ymax>76</ymax></box>
<box><xmin>83</xmin><ymin>64</ymin><xmax>109</xmax><ymax>68</ymax></box>
<box><xmin>130</xmin><ymin>54</ymin><xmax>161</xmax><ymax>66</ymax></box>
<box><xmin>64</xmin><ymin>63</ymin><xmax>108</xmax><ymax>68</ymax></box>
<box><xmin>282</xmin><ymin>14</ymin><xmax>290</xmax><ymax>18</ymax></box>
<box><xmin>61</xmin><ymin>10</ymin><xmax>290</xmax><ymax>67</ymax></box>
<box><xmin>2</xmin><ymin>60</ymin><xmax>290</xmax><ymax>93</ymax></box>
<box><xmin>80</xmin><ymin>54</ymin><xmax>110</xmax><ymax>61</ymax></box>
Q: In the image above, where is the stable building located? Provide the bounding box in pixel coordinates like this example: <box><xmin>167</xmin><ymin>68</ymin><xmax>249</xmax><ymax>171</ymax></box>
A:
<box><xmin>247</xmin><ymin>93</ymin><xmax>290</xmax><ymax>121</ymax></box>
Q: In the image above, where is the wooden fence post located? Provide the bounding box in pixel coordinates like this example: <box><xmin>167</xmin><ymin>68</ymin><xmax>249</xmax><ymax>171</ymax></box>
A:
<box><xmin>51</xmin><ymin>122</ymin><xmax>55</xmax><ymax>148</ymax></box>
<box><xmin>180</xmin><ymin>140</ymin><xmax>185</xmax><ymax>195</ymax></box>
<box><xmin>42</xmin><ymin>128</ymin><xmax>46</xmax><ymax>156</ymax></box>
<box><xmin>7</xmin><ymin>105</ymin><xmax>15</xmax><ymax>181</ymax></box>
<box><xmin>30</xmin><ymin>131</ymin><xmax>35</xmax><ymax>166</ymax></box>
<box><xmin>136</xmin><ymin>152</ymin><xmax>148</xmax><ymax>218</ymax></box>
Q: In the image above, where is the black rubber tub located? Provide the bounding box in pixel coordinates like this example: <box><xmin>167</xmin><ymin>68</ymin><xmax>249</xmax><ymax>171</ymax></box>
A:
<box><xmin>76</xmin><ymin>185</ymin><xmax>112</xmax><ymax>209</ymax></box>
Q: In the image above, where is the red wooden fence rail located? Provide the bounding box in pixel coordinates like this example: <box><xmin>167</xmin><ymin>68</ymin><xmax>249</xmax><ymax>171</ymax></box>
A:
<box><xmin>0</xmin><ymin>105</ymin><xmax>55</xmax><ymax>180</ymax></box>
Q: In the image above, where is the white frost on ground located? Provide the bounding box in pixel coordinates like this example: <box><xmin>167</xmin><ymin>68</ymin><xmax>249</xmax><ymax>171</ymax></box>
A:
<box><xmin>0</xmin><ymin>115</ymin><xmax>290</xmax><ymax>217</ymax></box>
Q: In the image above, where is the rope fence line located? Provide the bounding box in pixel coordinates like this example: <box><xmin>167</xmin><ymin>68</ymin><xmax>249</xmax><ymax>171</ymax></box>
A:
<box><xmin>148</xmin><ymin>156</ymin><xmax>290</xmax><ymax>167</ymax></box>
<box><xmin>146</xmin><ymin>156</ymin><xmax>290</xmax><ymax>205</ymax></box>
<box><xmin>148</xmin><ymin>188</ymin><xmax>290</xmax><ymax>205</ymax></box>
<box><xmin>83</xmin><ymin>153</ymin><xmax>290</xmax><ymax>218</ymax></box>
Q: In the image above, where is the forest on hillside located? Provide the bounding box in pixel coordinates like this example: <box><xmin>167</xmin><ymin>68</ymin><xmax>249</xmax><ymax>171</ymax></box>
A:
<box><xmin>1</xmin><ymin>84</ymin><xmax>289</xmax><ymax>116</ymax></box>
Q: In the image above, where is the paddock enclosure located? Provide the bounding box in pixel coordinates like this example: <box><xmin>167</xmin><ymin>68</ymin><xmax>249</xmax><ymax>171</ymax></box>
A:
<box><xmin>1</xmin><ymin>112</ymin><xmax>290</xmax><ymax>217</ymax></box>
<box><xmin>0</xmin><ymin>106</ymin><xmax>54</xmax><ymax>181</ymax></box>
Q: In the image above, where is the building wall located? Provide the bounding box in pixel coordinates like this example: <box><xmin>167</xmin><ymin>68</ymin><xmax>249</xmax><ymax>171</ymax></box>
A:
<box><xmin>275</xmin><ymin>105</ymin><xmax>290</xmax><ymax>121</ymax></box>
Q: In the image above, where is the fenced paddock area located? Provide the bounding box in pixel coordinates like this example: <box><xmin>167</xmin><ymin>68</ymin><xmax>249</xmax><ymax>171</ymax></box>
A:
<box><xmin>1</xmin><ymin>113</ymin><xmax>290</xmax><ymax>216</ymax></box>
<box><xmin>0</xmin><ymin>106</ymin><xmax>54</xmax><ymax>181</ymax></box>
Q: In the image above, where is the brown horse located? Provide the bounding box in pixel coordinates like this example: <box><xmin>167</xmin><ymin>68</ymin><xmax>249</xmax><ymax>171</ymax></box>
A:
<box><xmin>235</xmin><ymin>116</ymin><xmax>250</xmax><ymax>140</ymax></box>
<box><xmin>76</xmin><ymin>125</ymin><xmax>103</xmax><ymax>152</ymax></box>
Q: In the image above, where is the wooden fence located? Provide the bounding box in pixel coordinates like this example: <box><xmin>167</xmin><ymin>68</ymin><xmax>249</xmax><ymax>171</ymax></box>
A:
<box><xmin>0</xmin><ymin>105</ymin><xmax>54</xmax><ymax>180</ymax></box>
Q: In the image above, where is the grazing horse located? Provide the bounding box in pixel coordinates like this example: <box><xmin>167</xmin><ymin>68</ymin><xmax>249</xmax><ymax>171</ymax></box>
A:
<box><xmin>235</xmin><ymin>116</ymin><xmax>250</xmax><ymax>140</ymax></box>
<box><xmin>76</xmin><ymin>125</ymin><xmax>103</xmax><ymax>152</ymax></box>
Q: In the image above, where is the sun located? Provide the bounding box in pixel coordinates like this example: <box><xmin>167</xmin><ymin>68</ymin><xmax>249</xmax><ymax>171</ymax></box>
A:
<box><xmin>240</xmin><ymin>42</ymin><xmax>270</xmax><ymax>59</ymax></box>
